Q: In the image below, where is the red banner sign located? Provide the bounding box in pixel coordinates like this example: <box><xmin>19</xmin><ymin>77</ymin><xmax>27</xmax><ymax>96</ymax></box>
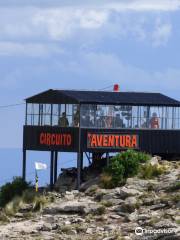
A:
<box><xmin>87</xmin><ymin>133</ymin><xmax>139</xmax><ymax>149</ymax></box>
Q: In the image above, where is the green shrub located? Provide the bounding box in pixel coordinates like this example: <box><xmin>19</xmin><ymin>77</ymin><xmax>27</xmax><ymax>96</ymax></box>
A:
<box><xmin>103</xmin><ymin>160</ymin><xmax>125</xmax><ymax>188</ymax></box>
<box><xmin>93</xmin><ymin>206</ymin><xmax>106</xmax><ymax>215</ymax></box>
<box><xmin>117</xmin><ymin>150</ymin><xmax>140</xmax><ymax>177</ymax></box>
<box><xmin>22</xmin><ymin>189</ymin><xmax>37</xmax><ymax>204</ymax></box>
<box><xmin>136</xmin><ymin>151</ymin><xmax>151</xmax><ymax>163</ymax></box>
<box><xmin>0</xmin><ymin>177</ymin><xmax>30</xmax><ymax>207</ymax></box>
<box><xmin>140</xmin><ymin>164</ymin><xmax>164</xmax><ymax>179</ymax></box>
<box><xmin>101</xmin><ymin>150</ymin><xmax>151</xmax><ymax>188</ymax></box>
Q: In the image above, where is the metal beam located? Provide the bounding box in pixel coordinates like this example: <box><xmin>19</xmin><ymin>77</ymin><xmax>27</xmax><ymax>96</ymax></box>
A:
<box><xmin>85</xmin><ymin>152</ymin><xmax>92</xmax><ymax>165</ymax></box>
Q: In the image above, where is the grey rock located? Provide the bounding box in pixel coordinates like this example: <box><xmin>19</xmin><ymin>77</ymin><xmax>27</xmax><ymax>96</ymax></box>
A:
<box><xmin>150</xmin><ymin>156</ymin><xmax>160</xmax><ymax>166</ymax></box>
<box><xmin>138</xmin><ymin>214</ymin><xmax>151</xmax><ymax>221</ymax></box>
<box><xmin>96</xmin><ymin>226</ymin><xmax>104</xmax><ymax>231</ymax></box>
<box><xmin>176</xmin><ymin>201</ymin><xmax>180</xmax><ymax>209</ymax></box>
<box><xmin>110</xmin><ymin>214</ymin><xmax>123</xmax><ymax>219</ymax></box>
<box><xmin>128</xmin><ymin>212</ymin><xmax>138</xmax><ymax>222</ymax></box>
<box><xmin>108</xmin><ymin>198</ymin><xmax>124</xmax><ymax>205</ymax></box>
<box><xmin>126</xmin><ymin>178</ymin><xmax>150</xmax><ymax>190</ymax></box>
<box><xmin>14</xmin><ymin>213</ymin><xmax>24</xmax><ymax>218</ymax></box>
<box><xmin>116</xmin><ymin>187</ymin><xmax>142</xmax><ymax>199</ymax></box>
<box><xmin>71</xmin><ymin>217</ymin><xmax>85</xmax><ymax>223</ymax></box>
<box><xmin>150</xmin><ymin>203</ymin><xmax>167</xmax><ymax>210</ymax></box>
<box><xmin>64</xmin><ymin>220</ymin><xmax>71</xmax><ymax>225</ymax></box>
<box><xmin>44</xmin><ymin>215</ymin><xmax>56</xmax><ymax>224</ymax></box>
<box><xmin>103</xmin><ymin>237</ymin><xmax>115</xmax><ymax>240</ymax></box>
<box><xmin>154</xmin><ymin>219</ymin><xmax>177</xmax><ymax>229</ymax></box>
<box><xmin>86</xmin><ymin>228</ymin><xmax>94</xmax><ymax>234</ymax></box>
<box><xmin>40</xmin><ymin>223</ymin><xmax>53</xmax><ymax>231</ymax></box>
<box><xmin>18</xmin><ymin>203</ymin><xmax>32</xmax><ymax>213</ymax></box>
<box><xmin>102</xmin><ymin>193</ymin><xmax>116</xmax><ymax>201</ymax></box>
<box><xmin>43</xmin><ymin>200</ymin><xmax>102</xmax><ymax>215</ymax></box>
<box><xmin>119</xmin><ymin>197</ymin><xmax>138</xmax><ymax>213</ymax></box>
<box><xmin>80</xmin><ymin>177</ymin><xmax>100</xmax><ymax>192</ymax></box>
<box><xmin>68</xmin><ymin>229</ymin><xmax>77</xmax><ymax>235</ymax></box>
<box><xmin>104</xmin><ymin>224</ymin><xmax>117</xmax><ymax>232</ymax></box>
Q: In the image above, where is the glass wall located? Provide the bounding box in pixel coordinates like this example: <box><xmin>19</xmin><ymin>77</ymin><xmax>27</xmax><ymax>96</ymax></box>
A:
<box><xmin>80</xmin><ymin>104</ymin><xmax>180</xmax><ymax>130</ymax></box>
<box><xmin>26</xmin><ymin>103</ymin><xmax>180</xmax><ymax>129</ymax></box>
<box><xmin>26</xmin><ymin>103</ymin><xmax>79</xmax><ymax>127</ymax></box>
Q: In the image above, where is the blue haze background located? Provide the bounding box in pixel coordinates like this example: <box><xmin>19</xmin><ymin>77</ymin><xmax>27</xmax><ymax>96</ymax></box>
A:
<box><xmin>0</xmin><ymin>0</ymin><xmax>180</xmax><ymax>186</ymax></box>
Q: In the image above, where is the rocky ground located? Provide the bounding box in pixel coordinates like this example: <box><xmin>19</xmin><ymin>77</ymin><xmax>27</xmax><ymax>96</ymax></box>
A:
<box><xmin>0</xmin><ymin>158</ymin><xmax>179</xmax><ymax>240</ymax></box>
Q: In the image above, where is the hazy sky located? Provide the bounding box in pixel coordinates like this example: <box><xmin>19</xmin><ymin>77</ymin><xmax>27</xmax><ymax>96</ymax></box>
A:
<box><xmin>0</xmin><ymin>0</ymin><xmax>180</xmax><ymax>147</ymax></box>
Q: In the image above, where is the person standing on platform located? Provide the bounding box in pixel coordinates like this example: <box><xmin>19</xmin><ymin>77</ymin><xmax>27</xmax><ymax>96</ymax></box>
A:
<box><xmin>73</xmin><ymin>109</ymin><xmax>80</xmax><ymax>127</ymax></box>
<box><xmin>150</xmin><ymin>112</ymin><xmax>159</xmax><ymax>129</ymax></box>
<box><xmin>58</xmin><ymin>112</ymin><xmax>69</xmax><ymax>127</ymax></box>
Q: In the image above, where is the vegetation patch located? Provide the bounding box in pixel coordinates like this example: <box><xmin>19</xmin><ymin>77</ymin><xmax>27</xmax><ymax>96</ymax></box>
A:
<box><xmin>176</xmin><ymin>220</ymin><xmax>180</xmax><ymax>225</ymax></box>
<box><xmin>92</xmin><ymin>206</ymin><xmax>106</xmax><ymax>215</ymax></box>
<box><xmin>139</xmin><ymin>164</ymin><xmax>165</xmax><ymax>179</ymax></box>
<box><xmin>4</xmin><ymin>196</ymin><xmax>22</xmax><ymax>216</ymax></box>
<box><xmin>100</xmin><ymin>150</ymin><xmax>151</xmax><ymax>188</ymax></box>
<box><xmin>32</xmin><ymin>195</ymin><xmax>47</xmax><ymax>212</ymax></box>
<box><xmin>100</xmin><ymin>200</ymin><xmax>113</xmax><ymax>208</ymax></box>
<box><xmin>85</xmin><ymin>185</ymin><xmax>99</xmax><ymax>196</ymax></box>
<box><xmin>73</xmin><ymin>224</ymin><xmax>86</xmax><ymax>233</ymax></box>
<box><xmin>60</xmin><ymin>225</ymin><xmax>72</xmax><ymax>234</ymax></box>
<box><xmin>0</xmin><ymin>177</ymin><xmax>30</xmax><ymax>207</ymax></box>
<box><xmin>0</xmin><ymin>211</ymin><xmax>9</xmax><ymax>224</ymax></box>
<box><xmin>166</xmin><ymin>181</ymin><xmax>180</xmax><ymax>192</ymax></box>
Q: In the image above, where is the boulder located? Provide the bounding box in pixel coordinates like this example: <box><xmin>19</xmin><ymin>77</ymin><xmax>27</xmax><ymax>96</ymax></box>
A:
<box><xmin>116</xmin><ymin>197</ymin><xmax>138</xmax><ymax>213</ymax></box>
<box><xmin>80</xmin><ymin>177</ymin><xmax>100</xmax><ymax>192</ymax></box>
<box><xmin>150</xmin><ymin>156</ymin><xmax>161</xmax><ymax>166</ymax></box>
<box><xmin>116</xmin><ymin>187</ymin><xmax>142</xmax><ymax>199</ymax></box>
<box><xmin>43</xmin><ymin>200</ymin><xmax>101</xmax><ymax>215</ymax></box>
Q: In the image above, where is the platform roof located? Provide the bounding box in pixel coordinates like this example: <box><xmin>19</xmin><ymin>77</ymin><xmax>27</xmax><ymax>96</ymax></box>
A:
<box><xmin>25</xmin><ymin>89</ymin><xmax>180</xmax><ymax>107</ymax></box>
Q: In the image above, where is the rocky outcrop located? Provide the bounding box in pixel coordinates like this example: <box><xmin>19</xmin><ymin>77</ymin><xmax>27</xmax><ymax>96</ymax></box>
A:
<box><xmin>0</xmin><ymin>159</ymin><xmax>179</xmax><ymax>239</ymax></box>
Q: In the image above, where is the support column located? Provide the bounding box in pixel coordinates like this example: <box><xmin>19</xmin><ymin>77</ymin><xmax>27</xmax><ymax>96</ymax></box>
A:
<box><xmin>77</xmin><ymin>152</ymin><xmax>83</xmax><ymax>188</ymax></box>
<box><xmin>77</xmin><ymin>105</ymin><xmax>81</xmax><ymax>190</ymax></box>
<box><xmin>77</xmin><ymin>152</ymin><xmax>81</xmax><ymax>190</ymax></box>
<box><xmin>106</xmin><ymin>152</ymin><xmax>110</xmax><ymax>167</ymax></box>
<box><xmin>80</xmin><ymin>152</ymin><xmax>83</xmax><ymax>182</ymax></box>
<box><xmin>50</xmin><ymin>151</ymin><xmax>54</xmax><ymax>190</ymax></box>
<box><xmin>22</xmin><ymin>149</ymin><xmax>26</xmax><ymax>181</ymax></box>
<box><xmin>54</xmin><ymin>151</ymin><xmax>58</xmax><ymax>184</ymax></box>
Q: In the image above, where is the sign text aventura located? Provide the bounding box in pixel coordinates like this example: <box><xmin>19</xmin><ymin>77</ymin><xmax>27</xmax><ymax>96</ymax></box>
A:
<box><xmin>87</xmin><ymin>133</ymin><xmax>139</xmax><ymax>149</ymax></box>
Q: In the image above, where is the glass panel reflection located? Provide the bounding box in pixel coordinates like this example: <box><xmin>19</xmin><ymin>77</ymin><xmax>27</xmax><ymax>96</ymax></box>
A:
<box><xmin>26</xmin><ymin>103</ymin><xmax>180</xmax><ymax>129</ymax></box>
